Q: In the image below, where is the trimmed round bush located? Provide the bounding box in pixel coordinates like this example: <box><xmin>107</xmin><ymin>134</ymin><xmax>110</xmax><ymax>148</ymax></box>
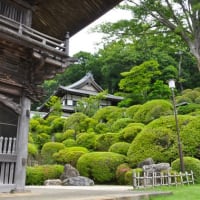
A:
<box><xmin>77</xmin><ymin>152</ymin><xmax>127</xmax><ymax>183</ymax></box>
<box><xmin>33</xmin><ymin>132</ymin><xmax>51</xmax><ymax>150</ymax></box>
<box><xmin>41</xmin><ymin>142</ymin><xmax>65</xmax><ymax>164</ymax></box>
<box><xmin>127</xmin><ymin>115</ymin><xmax>200</xmax><ymax>167</ymax></box>
<box><xmin>63</xmin><ymin>113</ymin><xmax>89</xmax><ymax>133</ymax></box>
<box><xmin>111</xmin><ymin>118</ymin><xmax>133</xmax><ymax>132</ymax></box>
<box><xmin>133</xmin><ymin>99</ymin><xmax>173</xmax><ymax>124</ymax></box>
<box><xmin>94</xmin><ymin>133</ymin><xmax>120</xmax><ymax>151</ymax></box>
<box><xmin>53</xmin><ymin>147</ymin><xmax>88</xmax><ymax>167</ymax></box>
<box><xmin>93</xmin><ymin>106</ymin><xmax>125</xmax><ymax>124</ymax></box>
<box><xmin>62</xmin><ymin>139</ymin><xmax>77</xmax><ymax>147</ymax></box>
<box><xmin>29</xmin><ymin>118</ymin><xmax>40</xmax><ymax>132</ymax></box>
<box><xmin>125</xmin><ymin>105</ymin><xmax>142</xmax><ymax>119</ymax></box>
<box><xmin>54</xmin><ymin>132</ymin><xmax>63</xmax><ymax>142</ymax></box>
<box><xmin>180</xmin><ymin>116</ymin><xmax>200</xmax><ymax>159</ymax></box>
<box><xmin>76</xmin><ymin>132</ymin><xmax>97</xmax><ymax>150</ymax></box>
<box><xmin>109</xmin><ymin>142</ymin><xmax>130</xmax><ymax>155</ymax></box>
<box><xmin>34</xmin><ymin>124</ymin><xmax>51</xmax><ymax>134</ymax></box>
<box><xmin>94</xmin><ymin>123</ymin><xmax>110</xmax><ymax>134</ymax></box>
<box><xmin>28</xmin><ymin>143</ymin><xmax>38</xmax><ymax>157</ymax></box>
<box><xmin>172</xmin><ymin>157</ymin><xmax>200</xmax><ymax>183</ymax></box>
<box><xmin>120</xmin><ymin>123</ymin><xmax>144</xmax><ymax>143</ymax></box>
<box><xmin>46</xmin><ymin>115</ymin><xmax>58</xmax><ymax>124</ymax></box>
<box><xmin>194</xmin><ymin>87</ymin><xmax>200</xmax><ymax>92</ymax></box>
<box><xmin>115</xmin><ymin>163</ymin><xmax>131</xmax><ymax>185</ymax></box>
<box><xmin>51</xmin><ymin>117</ymin><xmax>65</xmax><ymax>132</ymax></box>
<box><xmin>127</xmin><ymin>126</ymin><xmax>177</xmax><ymax>167</ymax></box>
<box><xmin>176</xmin><ymin>96</ymin><xmax>192</xmax><ymax>104</ymax></box>
<box><xmin>26</xmin><ymin>165</ymin><xmax>64</xmax><ymax>185</ymax></box>
<box><xmin>28</xmin><ymin>143</ymin><xmax>38</xmax><ymax>165</ymax></box>
<box><xmin>195</xmin><ymin>96</ymin><xmax>200</xmax><ymax>104</ymax></box>
<box><xmin>183</xmin><ymin>90</ymin><xmax>200</xmax><ymax>102</ymax></box>
<box><xmin>178</xmin><ymin>103</ymin><xmax>200</xmax><ymax>115</ymax></box>
<box><xmin>62</xmin><ymin>129</ymin><xmax>76</xmax><ymax>140</ymax></box>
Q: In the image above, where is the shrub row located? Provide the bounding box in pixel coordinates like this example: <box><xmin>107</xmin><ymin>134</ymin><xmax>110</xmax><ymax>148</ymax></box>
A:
<box><xmin>26</xmin><ymin>165</ymin><xmax>64</xmax><ymax>185</ymax></box>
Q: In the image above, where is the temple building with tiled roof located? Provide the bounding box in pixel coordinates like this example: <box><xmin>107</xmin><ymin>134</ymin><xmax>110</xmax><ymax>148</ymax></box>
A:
<box><xmin>39</xmin><ymin>72</ymin><xmax>123</xmax><ymax>116</ymax></box>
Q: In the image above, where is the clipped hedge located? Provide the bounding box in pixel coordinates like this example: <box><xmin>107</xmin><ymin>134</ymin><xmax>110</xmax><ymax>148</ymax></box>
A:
<box><xmin>120</xmin><ymin>123</ymin><xmax>144</xmax><ymax>143</ymax></box>
<box><xmin>28</xmin><ymin>143</ymin><xmax>38</xmax><ymax>157</ymax></box>
<box><xmin>111</xmin><ymin>118</ymin><xmax>133</xmax><ymax>132</ymax></box>
<box><xmin>181</xmin><ymin>116</ymin><xmax>200</xmax><ymax>159</ymax></box>
<box><xmin>127</xmin><ymin>115</ymin><xmax>199</xmax><ymax>167</ymax></box>
<box><xmin>76</xmin><ymin>132</ymin><xmax>97</xmax><ymax>150</ymax></box>
<box><xmin>127</xmin><ymin>126</ymin><xmax>177</xmax><ymax>167</ymax></box>
<box><xmin>63</xmin><ymin>112</ymin><xmax>89</xmax><ymax>133</ymax></box>
<box><xmin>26</xmin><ymin>165</ymin><xmax>64</xmax><ymax>185</ymax></box>
<box><xmin>182</xmin><ymin>90</ymin><xmax>200</xmax><ymax>102</ymax></box>
<box><xmin>41</xmin><ymin>142</ymin><xmax>65</xmax><ymax>164</ymax></box>
<box><xmin>93</xmin><ymin>106</ymin><xmax>125</xmax><ymax>124</ymax></box>
<box><xmin>109</xmin><ymin>142</ymin><xmax>130</xmax><ymax>155</ymax></box>
<box><xmin>77</xmin><ymin>152</ymin><xmax>127</xmax><ymax>183</ymax></box>
<box><xmin>133</xmin><ymin>99</ymin><xmax>173</xmax><ymax>124</ymax></box>
<box><xmin>62</xmin><ymin>139</ymin><xmax>77</xmax><ymax>147</ymax></box>
<box><xmin>115</xmin><ymin>163</ymin><xmax>131</xmax><ymax>185</ymax></box>
<box><xmin>62</xmin><ymin>129</ymin><xmax>76</xmax><ymax>140</ymax></box>
<box><xmin>178</xmin><ymin>103</ymin><xmax>200</xmax><ymax>115</ymax></box>
<box><xmin>33</xmin><ymin>132</ymin><xmax>51</xmax><ymax>150</ymax></box>
<box><xmin>51</xmin><ymin>117</ymin><xmax>65</xmax><ymax>132</ymax></box>
<box><xmin>94</xmin><ymin>133</ymin><xmax>120</xmax><ymax>151</ymax></box>
<box><xmin>125</xmin><ymin>105</ymin><xmax>142</xmax><ymax>119</ymax></box>
<box><xmin>53</xmin><ymin>147</ymin><xmax>89</xmax><ymax>167</ymax></box>
<box><xmin>172</xmin><ymin>157</ymin><xmax>200</xmax><ymax>183</ymax></box>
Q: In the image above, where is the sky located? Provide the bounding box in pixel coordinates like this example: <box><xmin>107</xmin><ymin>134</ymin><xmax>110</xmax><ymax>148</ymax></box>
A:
<box><xmin>69</xmin><ymin>5</ymin><xmax>132</xmax><ymax>56</ymax></box>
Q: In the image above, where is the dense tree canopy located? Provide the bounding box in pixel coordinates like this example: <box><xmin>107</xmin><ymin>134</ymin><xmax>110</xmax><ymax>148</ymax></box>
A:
<box><xmin>127</xmin><ymin>0</ymin><xmax>200</xmax><ymax>71</ymax></box>
<box><xmin>39</xmin><ymin>1</ymin><xmax>200</xmax><ymax>108</ymax></box>
<box><xmin>118</xmin><ymin>60</ymin><xmax>171</xmax><ymax>105</ymax></box>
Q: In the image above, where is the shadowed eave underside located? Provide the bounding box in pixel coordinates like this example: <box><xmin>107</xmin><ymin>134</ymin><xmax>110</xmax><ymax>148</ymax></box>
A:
<box><xmin>22</xmin><ymin>0</ymin><xmax>122</xmax><ymax>39</ymax></box>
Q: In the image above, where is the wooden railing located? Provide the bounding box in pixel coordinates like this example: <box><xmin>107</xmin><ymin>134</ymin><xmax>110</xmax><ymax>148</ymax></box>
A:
<box><xmin>0</xmin><ymin>136</ymin><xmax>16</xmax><ymax>155</ymax></box>
<box><xmin>133</xmin><ymin>171</ymin><xmax>194</xmax><ymax>188</ymax></box>
<box><xmin>0</xmin><ymin>14</ymin><xmax>69</xmax><ymax>58</ymax></box>
<box><xmin>0</xmin><ymin>137</ymin><xmax>17</xmax><ymax>184</ymax></box>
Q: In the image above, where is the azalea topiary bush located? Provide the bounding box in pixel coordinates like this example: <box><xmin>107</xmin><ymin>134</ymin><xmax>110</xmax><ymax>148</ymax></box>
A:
<box><xmin>77</xmin><ymin>152</ymin><xmax>127</xmax><ymax>183</ymax></box>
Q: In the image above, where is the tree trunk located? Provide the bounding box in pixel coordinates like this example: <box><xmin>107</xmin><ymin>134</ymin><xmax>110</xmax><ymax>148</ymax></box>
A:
<box><xmin>188</xmin><ymin>41</ymin><xmax>200</xmax><ymax>72</ymax></box>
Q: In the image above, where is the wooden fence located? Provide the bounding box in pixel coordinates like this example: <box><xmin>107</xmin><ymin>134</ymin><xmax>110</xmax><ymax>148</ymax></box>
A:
<box><xmin>133</xmin><ymin>171</ymin><xmax>194</xmax><ymax>188</ymax></box>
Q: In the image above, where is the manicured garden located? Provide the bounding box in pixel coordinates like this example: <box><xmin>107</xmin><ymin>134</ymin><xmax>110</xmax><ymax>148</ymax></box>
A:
<box><xmin>27</xmin><ymin>88</ymin><xmax>200</xmax><ymax>186</ymax></box>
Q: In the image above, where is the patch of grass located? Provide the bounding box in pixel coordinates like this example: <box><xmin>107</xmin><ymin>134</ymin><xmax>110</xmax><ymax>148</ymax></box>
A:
<box><xmin>147</xmin><ymin>184</ymin><xmax>200</xmax><ymax>200</ymax></box>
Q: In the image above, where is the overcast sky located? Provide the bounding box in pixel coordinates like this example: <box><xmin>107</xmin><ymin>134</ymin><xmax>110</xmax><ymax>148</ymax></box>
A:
<box><xmin>69</xmin><ymin>6</ymin><xmax>132</xmax><ymax>56</ymax></box>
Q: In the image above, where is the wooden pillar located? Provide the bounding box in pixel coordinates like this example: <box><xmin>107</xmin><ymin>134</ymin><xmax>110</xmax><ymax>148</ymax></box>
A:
<box><xmin>14</xmin><ymin>95</ymin><xmax>31</xmax><ymax>191</ymax></box>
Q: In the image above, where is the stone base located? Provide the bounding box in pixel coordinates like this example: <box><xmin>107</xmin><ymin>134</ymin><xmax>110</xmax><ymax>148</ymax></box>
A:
<box><xmin>62</xmin><ymin>176</ymin><xmax>94</xmax><ymax>186</ymax></box>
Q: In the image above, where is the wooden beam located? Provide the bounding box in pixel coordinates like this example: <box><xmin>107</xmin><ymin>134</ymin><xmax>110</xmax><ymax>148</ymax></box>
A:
<box><xmin>0</xmin><ymin>94</ymin><xmax>21</xmax><ymax>114</ymax></box>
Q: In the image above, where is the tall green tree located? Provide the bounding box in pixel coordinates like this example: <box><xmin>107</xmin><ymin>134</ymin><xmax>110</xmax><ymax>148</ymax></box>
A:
<box><xmin>126</xmin><ymin>0</ymin><xmax>200</xmax><ymax>71</ymax></box>
<box><xmin>94</xmin><ymin>3</ymin><xmax>200</xmax><ymax>90</ymax></box>
<box><xmin>45</xmin><ymin>96</ymin><xmax>62</xmax><ymax>117</ymax></box>
<box><xmin>118</xmin><ymin>60</ymin><xmax>170</xmax><ymax>105</ymax></box>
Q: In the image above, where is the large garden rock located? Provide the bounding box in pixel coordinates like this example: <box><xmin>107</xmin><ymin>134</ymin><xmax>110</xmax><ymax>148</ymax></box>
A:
<box><xmin>60</xmin><ymin>164</ymin><xmax>80</xmax><ymax>181</ymax></box>
<box><xmin>62</xmin><ymin>176</ymin><xmax>94</xmax><ymax>186</ymax></box>
<box><xmin>138</xmin><ymin>158</ymin><xmax>155</xmax><ymax>168</ymax></box>
<box><xmin>143</xmin><ymin>163</ymin><xmax>171</xmax><ymax>173</ymax></box>
<box><xmin>44</xmin><ymin>179</ymin><xmax>62</xmax><ymax>186</ymax></box>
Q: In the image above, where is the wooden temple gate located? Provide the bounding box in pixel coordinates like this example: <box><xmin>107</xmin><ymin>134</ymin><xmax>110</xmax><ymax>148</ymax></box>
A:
<box><xmin>0</xmin><ymin>0</ymin><xmax>122</xmax><ymax>192</ymax></box>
